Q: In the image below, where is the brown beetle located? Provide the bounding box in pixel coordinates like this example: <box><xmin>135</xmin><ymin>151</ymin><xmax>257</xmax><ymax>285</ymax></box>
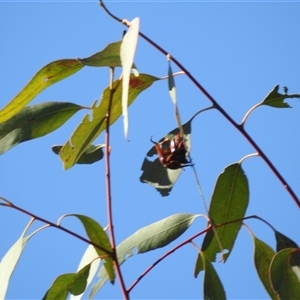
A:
<box><xmin>150</xmin><ymin>133</ymin><xmax>193</xmax><ymax>170</ymax></box>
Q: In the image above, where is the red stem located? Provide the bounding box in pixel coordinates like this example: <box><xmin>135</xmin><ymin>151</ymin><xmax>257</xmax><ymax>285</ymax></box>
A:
<box><xmin>127</xmin><ymin>226</ymin><xmax>211</xmax><ymax>293</ymax></box>
<box><xmin>127</xmin><ymin>214</ymin><xmax>274</xmax><ymax>292</ymax></box>
<box><xmin>105</xmin><ymin>68</ymin><xmax>129</xmax><ymax>299</ymax></box>
<box><xmin>99</xmin><ymin>0</ymin><xmax>300</xmax><ymax>209</ymax></box>
<box><xmin>1</xmin><ymin>200</ymin><xmax>112</xmax><ymax>256</ymax></box>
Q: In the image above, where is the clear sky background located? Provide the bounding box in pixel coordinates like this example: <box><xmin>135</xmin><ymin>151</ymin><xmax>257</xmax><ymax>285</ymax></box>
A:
<box><xmin>1</xmin><ymin>1</ymin><xmax>300</xmax><ymax>299</ymax></box>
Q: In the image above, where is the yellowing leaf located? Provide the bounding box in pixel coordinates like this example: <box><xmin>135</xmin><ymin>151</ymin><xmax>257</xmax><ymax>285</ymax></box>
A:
<box><xmin>60</xmin><ymin>74</ymin><xmax>159</xmax><ymax>170</ymax></box>
<box><xmin>0</xmin><ymin>59</ymin><xmax>83</xmax><ymax>123</ymax></box>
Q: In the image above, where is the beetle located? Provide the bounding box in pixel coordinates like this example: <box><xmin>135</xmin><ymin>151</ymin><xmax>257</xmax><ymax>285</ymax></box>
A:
<box><xmin>150</xmin><ymin>133</ymin><xmax>193</xmax><ymax>170</ymax></box>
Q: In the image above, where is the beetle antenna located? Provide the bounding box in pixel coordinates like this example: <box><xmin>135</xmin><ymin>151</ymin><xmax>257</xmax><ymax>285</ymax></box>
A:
<box><xmin>150</xmin><ymin>136</ymin><xmax>157</xmax><ymax>144</ymax></box>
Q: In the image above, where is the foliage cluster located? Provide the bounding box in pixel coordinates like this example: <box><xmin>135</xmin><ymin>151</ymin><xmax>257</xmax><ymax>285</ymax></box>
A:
<box><xmin>0</xmin><ymin>2</ymin><xmax>299</xmax><ymax>299</ymax></box>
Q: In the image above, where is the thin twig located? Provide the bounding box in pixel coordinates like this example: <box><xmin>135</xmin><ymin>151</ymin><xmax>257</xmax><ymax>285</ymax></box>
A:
<box><xmin>105</xmin><ymin>67</ymin><xmax>129</xmax><ymax>299</ymax></box>
<box><xmin>99</xmin><ymin>0</ymin><xmax>300</xmax><ymax>209</ymax></box>
<box><xmin>0</xmin><ymin>197</ymin><xmax>112</xmax><ymax>256</ymax></box>
<box><xmin>127</xmin><ymin>225</ymin><xmax>212</xmax><ymax>293</ymax></box>
<box><xmin>240</xmin><ymin>102</ymin><xmax>261</xmax><ymax>126</ymax></box>
<box><xmin>183</xmin><ymin>105</ymin><xmax>225</xmax><ymax>260</ymax></box>
<box><xmin>190</xmin><ymin>163</ymin><xmax>225</xmax><ymax>261</ymax></box>
<box><xmin>127</xmin><ymin>213</ymin><xmax>272</xmax><ymax>292</ymax></box>
<box><xmin>239</xmin><ymin>152</ymin><xmax>259</xmax><ymax>163</ymax></box>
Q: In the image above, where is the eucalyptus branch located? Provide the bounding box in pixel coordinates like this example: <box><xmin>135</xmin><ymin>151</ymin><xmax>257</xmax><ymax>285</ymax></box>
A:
<box><xmin>127</xmin><ymin>213</ymin><xmax>278</xmax><ymax>293</ymax></box>
<box><xmin>127</xmin><ymin>225</ymin><xmax>212</xmax><ymax>293</ymax></box>
<box><xmin>0</xmin><ymin>197</ymin><xmax>112</xmax><ymax>256</ymax></box>
<box><xmin>99</xmin><ymin>0</ymin><xmax>300</xmax><ymax>209</ymax></box>
<box><xmin>105</xmin><ymin>67</ymin><xmax>128</xmax><ymax>299</ymax></box>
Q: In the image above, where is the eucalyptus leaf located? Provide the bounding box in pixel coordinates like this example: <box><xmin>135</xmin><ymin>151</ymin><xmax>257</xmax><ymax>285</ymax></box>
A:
<box><xmin>194</xmin><ymin>251</ymin><xmax>226</xmax><ymax>300</ymax></box>
<box><xmin>253</xmin><ymin>236</ymin><xmax>278</xmax><ymax>299</ymax></box>
<box><xmin>60</xmin><ymin>74</ymin><xmax>159</xmax><ymax>170</ymax></box>
<box><xmin>0</xmin><ymin>220</ymin><xmax>42</xmax><ymax>299</ymax></box>
<box><xmin>275</xmin><ymin>230</ymin><xmax>299</xmax><ymax>252</ymax></box>
<box><xmin>70</xmin><ymin>245</ymin><xmax>100</xmax><ymax>300</ymax></box>
<box><xmin>260</xmin><ymin>85</ymin><xmax>300</xmax><ymax>108</ymax></box>
<box><xmin>120</xmin><ymin>17</ymin><xmax>140</xmax><ymax>140</ymax></box>
<box><xmin>0</xmin><ymin>102</ymin><xmax>84</xmax><ymax>155</ymax></box>
<box><xmin>201</xmin><ymin>163</ymin><xmax>249</xmax><ymax>262</ymax></box>
<box><xmin>43</xmin><ymin>264</ymin><xmax>91</xmax><ymax>300</ymax></box>
<box><xmin>90</xmin><ymin>213</ymin><xmax>198</xmax><ymax>298</ymax></box>
<box><xmin>52</xmin><ymin>144</ymin><xmax>105</xmax><ymax>165</ymax></box>
<box><xmin>0</xmin><ymin>39</ymin><xmax>137</xmax><ymax>123</ymax></box>
<box><xmin>0</xmin><ymin>60</ymin><xmax>83</xmax><ymax>123</ymax></box>
<box><xmin>63</xmin><ymin>214</ymin><xmax>114</xmax><ymax>284</ymax></box>
<box><xmin>270</xmin><ymin>248</ymin><xmax>300</xmax><ymax>299</ymax></box>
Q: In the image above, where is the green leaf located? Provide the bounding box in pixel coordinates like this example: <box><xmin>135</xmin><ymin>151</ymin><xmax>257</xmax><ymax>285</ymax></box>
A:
<box><xmin>253</xmin><ymin>236</ymin><xmax>278</xmax><ymax>299</ymax></box>
<box><xmin>201</xmin><ymin>163</ymin><xmax>249</xmax><ymax>262</ymax></box>
<box><xmin>275</xmin><ymin>230</ymin><xmax>299</xmax><ymax>252</ymax></box>
<box><xmin>66</xmin><ymin>215</ymin><xmax>114</xmax><ymax>284</ymax></box>
<box><xmin>79</xmin><ymin>40</ymin><xmax>138</xmax><ymax>72</ymax></box>
<box><xmin>0</xmin><ymin>102</ymin><xmax>84</xmax><ymax>155</ymax></box>
<box><xmin>52</xmin><ymin>144</ymin><xmax>105</xmax><ymax>165</ymax></box>
<box><xmin>260</xmin><ymin>85</ymin><xmax>300</xmax><ymax>108</ymax></box>
<box><xmin>194</xmin><ymin>252</ymin><xmax>205</xmax><ymax>278</ymax></box>
<box><xmin>140</xmin><ymin>118</ymin><xmax>192</xmax><ymax>196</ymax></box>
<box><xmin>194</xmin><ymin>251</ymin><xmax>226</xmax><ymax>300</ymax></box>
<box><xmin>0</xmin><ymin>39</ymin><xmax>136</xmax><ymax>124</ymax></box>
<box><xmin>0</xmin><ymin>60</ymin><xmax>84</xmax><ymax>123</ymax></box>
<box><xmin>43</xmin><ymin>264</ymin><xmax>91</xmax><ymax>300</ymax></box>
<box><xmin>90</xmin><ymin>213</ymin><xmax>198</xmax><ymax>298</ymax></box>
<box><xmin>80</xmin><ymin>41</ymin><xmax>123</xmax><ymax>67</ymax></box>
<box><xmin>270</xmin><ymin>248</ymin><xmax>300</xmax><ymax>299</ymax></box>
<box><xmin>202</xmin><ymin>253</ymin><xmax>226</xmax><ymax>300</ymax></box>
<box><xmin>60</xmin><ymin>73</ymin><xmax>159</xmax><ymax>170</ymax></box>
<box><xmin>0</xmin><ymin>220</ymin><xmax>41</xmax><ymax>299</ymax></box>
<box><xmin>70</xmin><ymin>245</ymin><xmax>100</xmax><ymax>300</ymax></box>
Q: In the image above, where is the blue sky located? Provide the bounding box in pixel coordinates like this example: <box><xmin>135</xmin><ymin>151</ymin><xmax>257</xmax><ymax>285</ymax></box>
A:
<box><xmin>1</xmin><ymin>1</ymin><xmax>300</xmax><ymax>299</ymax></box>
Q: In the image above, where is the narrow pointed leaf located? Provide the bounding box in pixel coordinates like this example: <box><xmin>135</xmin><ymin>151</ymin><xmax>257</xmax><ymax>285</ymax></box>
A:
<box><xmin>168</xmin><ymin>61</ymin><xmax>176</xmax><ymax>105</ymax></box>
<box><xmin>70</xmin><ymin>245</ymin><xmax>100</xmax><ymax>300</ymax></box>
<box><xmin>260</xmin><ymin>85</ymin><xmax>300</xmax><ymax>108</ymax></box>
<box><xmin>65</xmin><ymin>215</ymin><xmax>114</xmax><ymax>283</ymax></box>
<box><xmin>79</xmin><ymin>40</ymin><xmax>138</xmax><ymax>72</ymax></box>
<box><xmin>194</xmin><ymin>252</ymin><xmax>204</xmax><ymax>278</ymax></box>
<box><xmin>202</xmin><ymin>163</ymin><xmax>249</xmax><ymax>262</ymax></box>
<box><xmin>167</xmin><ymin>61</ymin><xmax>185</xmax><ymax>140</ymax></box>
<box><xmin>43</xmin><ymin>264</ymin><xmax>91</xmax><ymax>300</ymax></box>
<box><xmin>194</xmin><ymin>251</ymin><xmax>226</xmax><ymax>299</ymax></box>
<box><xmin>52</xmin><ymin>144</ymin><xmax>105</xmax><ymax>165</ymax></box>
<box><xmin>0</xmin><ymin>60</ymin><xmax>84</xmax><ymax>123</ymax></box>
<box><xmin>80</xmin><ymin>41</ymin><xmax>123</xmax><ymax>67</ymax></box>
<box><xmin>270</xmin><ymin>248</ymin><xmax>300</xmax><ymax>299</ymax></box>
<box><xmin>120</xmin><ymin>17</ymin><xmax>140</xmax><ymax>140</ymax></box>
<box><xmin>253</xmin><ymin>236</ymin><xmax>278</xmax><ymax>299</ymax></box>
<box><xmin>90</xmin><ymin>213</ymin><xmax>198</xmax><ymax>298</ymax></box>
<box><xmin>0</xmin><ymin>40</ymin><xmax>137</xmax><ymax>124</ymax></box>
<box><xmin>0</xmin><ymin>220</ymin><xmax>40</xmax><ymax>299</ymax></box>
<box><xmin>60</xmin><ymin>73</ymin><xmax>159</xmax><ymax>170</ymax></box>
<box><xmin>275</xmin><ymin>230</ymin><xmax>299</xmax><ymax>252</ymax></box>
<box><xmin>0</xmin><ymin>102</ymin><xmax>84</xmax><ymax>155</ymax></box>
<box><xmin>140</xmin><ymin>118</ymin><xmax>192</xmax><ymax>196</ymax></box>
<box><xmin>203</xmin><ymin>251</ymin><xmax>226</xmax><ymax>300</ymax></box>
